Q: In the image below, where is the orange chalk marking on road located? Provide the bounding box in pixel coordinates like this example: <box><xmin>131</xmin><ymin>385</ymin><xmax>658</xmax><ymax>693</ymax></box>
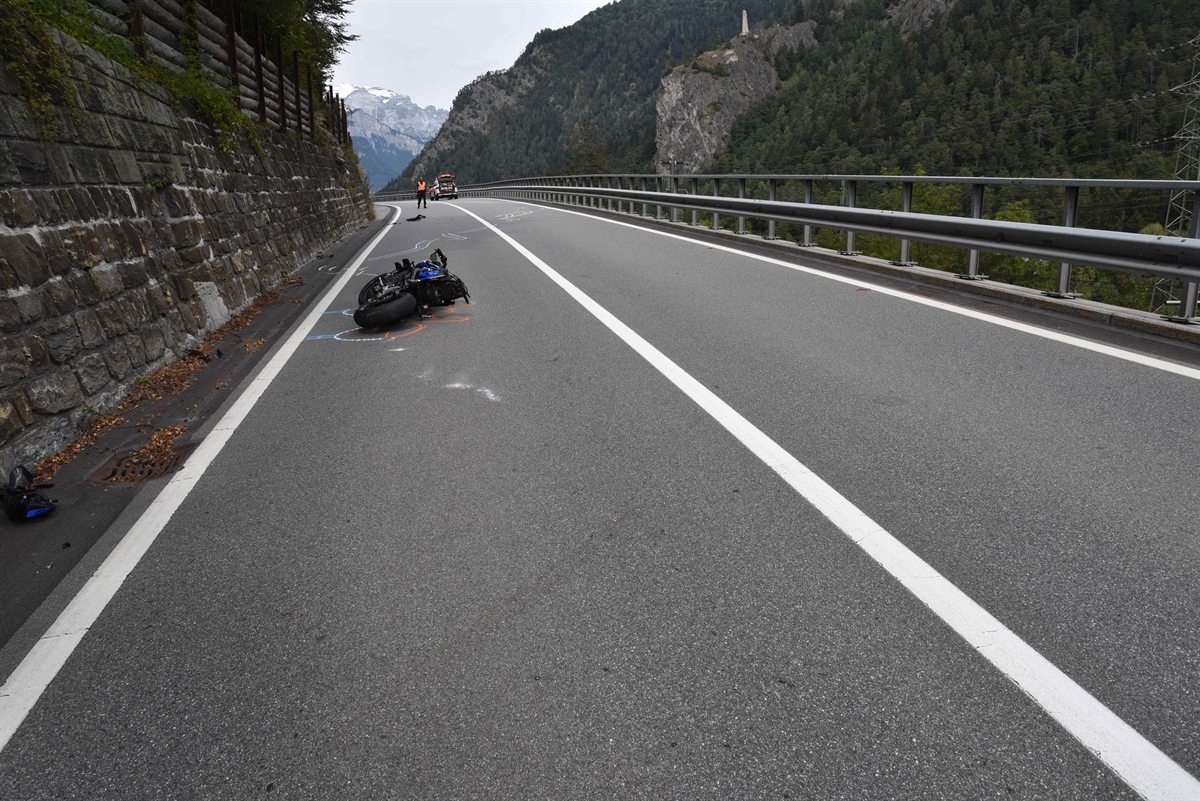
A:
<box><xmin>386</xmin><ymin>323</ymin><xmax>426</xmax><ymax>338</ymax></box>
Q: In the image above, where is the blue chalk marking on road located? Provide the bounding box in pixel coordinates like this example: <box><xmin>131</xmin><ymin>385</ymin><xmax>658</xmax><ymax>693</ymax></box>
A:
<box><xmin>336</xmin><ymin>329</ymin><xmax>385</xmax><ymax>341</ymax></box>
<box><xmin>305</xmin><ymin>328</ymin><xmax>389</xmax><ymax>341</ymax></box>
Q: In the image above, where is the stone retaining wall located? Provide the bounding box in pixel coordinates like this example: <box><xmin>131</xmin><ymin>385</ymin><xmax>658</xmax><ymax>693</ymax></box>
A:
<box><xmin>0</xmin><ymin>32</ymin><xmax>371</xmax><ymax>473</ymax></box>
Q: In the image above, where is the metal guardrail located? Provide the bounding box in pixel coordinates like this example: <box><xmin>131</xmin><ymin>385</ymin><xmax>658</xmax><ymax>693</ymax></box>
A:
<box><xmin>441</xmin><ymin>174</ymin><xmax>1200</xmax><ymax>321</ymax></box>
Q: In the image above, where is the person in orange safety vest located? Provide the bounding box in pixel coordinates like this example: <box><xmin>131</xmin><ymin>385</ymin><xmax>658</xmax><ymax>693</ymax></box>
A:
<box><xmin>416</xmin><ymin>177</ymin><xmax>427</xmax><ymax>208</ymax></box>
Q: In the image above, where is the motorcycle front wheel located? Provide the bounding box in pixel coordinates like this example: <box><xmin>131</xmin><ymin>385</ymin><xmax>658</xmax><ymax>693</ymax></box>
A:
<box><xmin>358</xmin><ymin>276</ymin><xmax>388</xmax><ymax>306</ymax></box>
<box><xmin>353</xmin><ymin>292</ymin><xmax>417</xmax><ymax>330</ymax></box>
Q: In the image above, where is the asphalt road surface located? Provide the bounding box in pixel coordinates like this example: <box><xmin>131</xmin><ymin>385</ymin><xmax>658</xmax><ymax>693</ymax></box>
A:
<box><xmin>1</xmin><ymin>198</ymin><xmax>1198</xmax><ymax>799</ymax></box>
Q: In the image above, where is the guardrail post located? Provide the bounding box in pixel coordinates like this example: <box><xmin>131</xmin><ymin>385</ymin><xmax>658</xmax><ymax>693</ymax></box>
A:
<box><xmin>712</xmin><ymin>178</ymin><xmax>720</xmax><ymax>230</ymax></box>
<box><xmin>690</xmin><ymin>178</ymin><xmax>698</xmax><ymax>226</ymax></box>
<box><xmin>252</xmin><ymin>13</ymin><xmax>266</xmax><ymax>124</ymax></box>
<box><xmin>276</xmin><ymin>33</ymin><xmax>287</xmax><ymax>133</ymax></box>
<box><xmin>840</xmin><ymin>180</ymin><xmax>861</xmax><ymax>255</ymax></box>
<box><xmin>1179</xmin><ymin>281</ymin><xmax>1200</xmax><ymax>321</ymax></box>
<box><xmin>1045</xmin><ymin>185</ymin><xmax>1081</xmax><ymax>298</ymax></box>
<box><xmin>639</xmin><ymin>177</ymin><xmax>647</xmax><ymax>216</ymax></box>
<box><xmin>767</xmin><ymin>179</ymin><xmax>778</xmax><ymax>239</ymax></box>
<box><xmin>224</xmin><ymin>0</ymin><xmax>238</xmax><ymax>89</ymax></box>
<box><xmin>801</xmin><ymin>179</ymin><xmax>815</xmax><ymax>246</ymax></box>
<box><xmin>1164</xmin><ymin>189</ymin><xmax>1200</xmax><ymax>323</ymax></box>
<box><xmin>128</xmin><ymin>3</ymin><xmax>148</xmax><ymax>61</ymax></box>
<box><xmin>671</xmin><ymin>176</ymin><xmax>680</xmax><ymax>223</ymax></box>
<box><xmin>292</xmin><ymin>50</ymin><xmax>301</xmax><ymax>135</ymax></box>
<box><xmin>737</xmin><ymin>178</ymin><xmax>746</xmax><ymax>234</ymax></box>
<box><xmin>892</xmin><ymin>181</ymin><xmax>915</xmax><ymax>265</ymax></box>
<box><xmin>958</xmin><ymin>183</ymin><xmax>987</xmax><ymax>279</ymax></box>
<box><xmin>656</xmin><ymin>176</ymin><xmax>664</xmax><ymax>219</ymax></box>
<box><xmin>306</xmin><ymin>63</ymin><xmax>314</xmax><ymax>140</ymax></box>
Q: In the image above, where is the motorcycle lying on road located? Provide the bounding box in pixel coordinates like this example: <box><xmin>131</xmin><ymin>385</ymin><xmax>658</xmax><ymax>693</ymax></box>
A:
<box><xmin>353</xmin><ymin>249</ymin><xmax>470</xmax><ymax>330</ymax></box>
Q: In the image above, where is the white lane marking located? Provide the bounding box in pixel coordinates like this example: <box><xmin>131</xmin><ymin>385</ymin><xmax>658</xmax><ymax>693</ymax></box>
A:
<box><xmin>488</xmin><ymin>198</ymin><xmax>1200</xmax><ymax>382</ymax></box>
<box><xmin>0</xmin><ymin>205</ymin><xmax>405</xmax><ymax>752</ymax></box>
<box><xmin>447</xmin><ymin>201</ymin><xmax>1200</xmax><ymax>801</ymax></box>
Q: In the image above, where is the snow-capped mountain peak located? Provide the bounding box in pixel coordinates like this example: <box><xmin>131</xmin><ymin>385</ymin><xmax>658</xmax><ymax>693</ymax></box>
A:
<box><xmin>334</xmin><ymin>84</ymin><xmax>450</xmax><ymax>191</ymax></box>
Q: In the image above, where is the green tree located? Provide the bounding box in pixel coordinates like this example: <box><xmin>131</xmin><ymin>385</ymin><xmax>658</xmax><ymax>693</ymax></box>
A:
<box><xmin>562</xmin><ymin>120</ymin><xmax>608</xmax><ymax>173</ymax></box>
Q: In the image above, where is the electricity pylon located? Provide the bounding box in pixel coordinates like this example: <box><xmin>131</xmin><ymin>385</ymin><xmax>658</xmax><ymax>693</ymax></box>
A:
<box><xmin>1152</xmin><ymin>32</ymin><xmax>1200</xmax><ymax>319</ymax></box>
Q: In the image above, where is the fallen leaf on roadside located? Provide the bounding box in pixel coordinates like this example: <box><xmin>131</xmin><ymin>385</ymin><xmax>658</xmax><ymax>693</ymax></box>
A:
<box><xmin>31</xmin><ymin>272</ymin><xmax>302</xmax><ymax>480</ymax></box>
<box><xmin>34</xmin><ymin>413</ymin><xmax>125</xmax><ymax>482</ymax></box>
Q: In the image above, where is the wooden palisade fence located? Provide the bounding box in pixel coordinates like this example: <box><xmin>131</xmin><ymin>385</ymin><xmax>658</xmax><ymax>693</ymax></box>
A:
<box><xmin>84</xmin><ymin>0</ymin><xmax>350</xmax><ymax>144</ymax></box>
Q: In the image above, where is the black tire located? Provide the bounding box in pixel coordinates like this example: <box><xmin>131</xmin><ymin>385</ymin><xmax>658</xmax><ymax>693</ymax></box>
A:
<box><xmin>354</xmin><ymin>292</ymin><xmax>417</xmax><ymax>329</ymax></box>
<box><xmin>358</xmin><ymin>276</ymin><xmax>387</xmax><ymax>306</ymax></box>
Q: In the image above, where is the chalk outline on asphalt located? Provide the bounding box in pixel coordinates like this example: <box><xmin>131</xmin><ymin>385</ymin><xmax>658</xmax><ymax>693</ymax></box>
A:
<box><xmin>0</xmin><ymin>204</ymin><xmax>404</xmax><ymax>753</ymax></box>
<box><xmin>447</xmin><ymin>200</ymin><xmax>1200</xmax><ymax>801</ymax></box>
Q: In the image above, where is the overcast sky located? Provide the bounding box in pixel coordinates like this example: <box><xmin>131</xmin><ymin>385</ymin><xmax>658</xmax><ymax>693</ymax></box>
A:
<box><xmin>332</xmin><ymin>0</ymin><xmax>614</xmax><ymax>110</ymax></box>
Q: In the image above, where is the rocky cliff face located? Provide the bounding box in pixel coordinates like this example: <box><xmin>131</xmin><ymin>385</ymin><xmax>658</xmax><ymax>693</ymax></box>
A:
<box><xmin>885</xmin><ymin>0</ymin><xmax>957</xmax><ymax>38</ymax></box>
<box><xmin>0</xmin><ymin>33</ymin><xmax>370</xmax><ymax>471</ymax></box>
<box><xmin>655</xmin><ymin>22</ymin><xmax>816</xmax><ymax>173</ymax></box>
<box><xmin>336</xmin><ymin>85</ymin><xmax>448</xmax><ymax>190</ymax></box>
<box><xmin>400</xmin><ymin>47</ymin><xmax>549</xmax><ymax>184</ymax></box>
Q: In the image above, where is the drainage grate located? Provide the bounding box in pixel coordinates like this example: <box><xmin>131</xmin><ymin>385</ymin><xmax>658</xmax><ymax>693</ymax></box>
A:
<box><xmin>88</xmin><ymin>444</ymin><xmax>197</xmax><ymax>484</ymax></box>
<box><xmin>907</xmin><ymin>286</ymin><xmax>940</xmax><ymax>298</ymax></box>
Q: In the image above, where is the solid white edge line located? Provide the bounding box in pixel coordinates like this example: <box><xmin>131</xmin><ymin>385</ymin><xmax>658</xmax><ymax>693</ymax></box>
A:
<box><xmin>489</xmin><ymin>197</ymin><xmax>1200</xmax><ymax>382</ymax></box>
<box><xmin>448</xmin><ymin>200</ymin><xmax>1200</xmax><ymax>801</ymax></box>
<box><xmin>0</xmin><ymin>204</ymin><xmax>404</xmax><ymax>752</ymax></box>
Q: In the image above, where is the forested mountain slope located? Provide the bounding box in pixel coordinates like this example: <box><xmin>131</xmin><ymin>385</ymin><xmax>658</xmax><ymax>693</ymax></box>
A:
<box><xmin>717</xmin><ymin>0</ymin><xmax>1198</xmax><ymax>183</ymax></box>
<box><xmin>391</xmin><ymin>0</ymin><xmax>1196</xmax><ymax>191</ymax></box>
<box><xmin>706</xmin><ymin>0</ymin><xmax>1199</xmax><ymax>308</ymax></box>
<box><xmin>390</xmin><ymin>0</ymin><xmax>791</xmax><ymax>186</ymax></box>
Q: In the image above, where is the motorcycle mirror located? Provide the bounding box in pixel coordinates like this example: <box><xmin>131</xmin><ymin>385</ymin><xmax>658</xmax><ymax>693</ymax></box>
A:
<box><xmin>8</xmin><ymin>465</ymin><xmax>33</xmax><ymax>491</ymax></box>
